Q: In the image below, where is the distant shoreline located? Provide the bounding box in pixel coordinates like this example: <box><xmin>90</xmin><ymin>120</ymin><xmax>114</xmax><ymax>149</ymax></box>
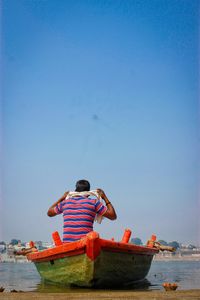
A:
<box><xmin>154</xmin><ymin>255</ymin><xmax>200</xmax><ymax>261</ymax></box>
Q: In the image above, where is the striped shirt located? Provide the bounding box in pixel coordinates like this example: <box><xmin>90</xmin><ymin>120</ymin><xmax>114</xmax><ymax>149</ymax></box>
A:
<box><xmin>54</xmin><ymin>196</ymin><xmax>107</xmax><ymax>242</ymax></box>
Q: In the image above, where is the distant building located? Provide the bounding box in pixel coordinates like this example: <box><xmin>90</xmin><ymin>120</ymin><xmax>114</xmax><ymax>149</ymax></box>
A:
<box><xmin>0</xmin><ymin>245</ymin><xmax>5</xmax><ymax>253</ymax></box>
<box><xmin>42</xmin><ymin>242</ymin><xmax>53</xmax><ymax>249</ymax></box>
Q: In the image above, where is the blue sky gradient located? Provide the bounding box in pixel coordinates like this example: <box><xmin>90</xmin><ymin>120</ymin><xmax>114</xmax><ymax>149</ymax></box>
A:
<box><xmin>1</xmin><ymin>0</ymin><xmax>199</xmax><ymax>245</ymax></box>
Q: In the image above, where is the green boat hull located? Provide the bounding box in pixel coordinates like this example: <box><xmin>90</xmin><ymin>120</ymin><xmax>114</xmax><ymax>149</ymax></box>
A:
<box><xmin>28</xmin><ymin>231</ymin><xmax>158</xmax><ymax>288</ymax></box>
<box><xmin>35</xmin><ymin>253</ymin><xmax>93</xmax><ymax>287</ymax></box>
<box><xmin>34</xmin><ymin>249</ymin><xmax>153</xmax><ymax>288</ymax></box>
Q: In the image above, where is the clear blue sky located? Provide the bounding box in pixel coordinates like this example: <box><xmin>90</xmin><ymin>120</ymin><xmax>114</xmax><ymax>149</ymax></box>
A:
<box><xmin>1</xmin><ymin>0</ymin><xmax>199</xmax><ymax>245</ymax></box>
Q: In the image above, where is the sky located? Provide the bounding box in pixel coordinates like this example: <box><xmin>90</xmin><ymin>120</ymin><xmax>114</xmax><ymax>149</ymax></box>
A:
<box><xmin>1</xmin><ymin>0</ymin><xmax>199</xmax><ymax>246</ymax></box>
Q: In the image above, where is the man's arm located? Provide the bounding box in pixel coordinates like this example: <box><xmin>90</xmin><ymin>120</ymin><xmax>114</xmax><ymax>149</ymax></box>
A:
<box><xmin>97</xmin><ymin>189</ymin><xmax>117</xmax><ymax>220</ymax></box>
<box><xmin>47</xmin><ymin>191</ymin><xmax>69</xmax><ymax>217</ymax></box>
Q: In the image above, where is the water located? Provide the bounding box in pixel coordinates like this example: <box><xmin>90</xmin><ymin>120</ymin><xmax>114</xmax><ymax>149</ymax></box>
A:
<box><xmin>0</xmin><ymin>260</ymin><xmax>200</xmax><ymax>292</ymax></box>
<box><xmin>148</xmin><ymin>261</ymin><xmax>200</xmax><ymax>290</ymax></box>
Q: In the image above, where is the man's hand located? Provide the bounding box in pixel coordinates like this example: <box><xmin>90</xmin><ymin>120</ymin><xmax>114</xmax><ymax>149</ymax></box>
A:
<box><xmin>97</xmin><ymin>188</ymin><xmax>117</xmax><ymax>220</ymax></box>
<box><xmin>97</xmin><ymin>188</ymin><xmax>106</xmax><ymax>199</ymax></box>
<box><xmin>59</xmin><ymin>191</ymin><xmax>69</xmax><ymax>202</ymax></box>
<box><xmin>97</xmin><ymin>188</ymin><xmax>109</xmax><ymax>204</ymax></box>
<box><xmin>47</xmin><ymin>191</ymin><xmax>69</xmax><ymax>217</ymax></box>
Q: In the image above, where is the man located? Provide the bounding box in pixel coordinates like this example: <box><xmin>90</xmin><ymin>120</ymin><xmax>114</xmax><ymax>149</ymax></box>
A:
<box><xmin>47</xmin><ymin>179</ymin><xmax>117</xmax><ymax>242</ymax></box>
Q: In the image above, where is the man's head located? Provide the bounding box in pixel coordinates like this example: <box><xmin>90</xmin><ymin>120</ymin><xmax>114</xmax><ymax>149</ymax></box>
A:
<box><xmin>75</xmin><ymin>179</ymin><xmax>90</xmax><ymax>192</ymax></box>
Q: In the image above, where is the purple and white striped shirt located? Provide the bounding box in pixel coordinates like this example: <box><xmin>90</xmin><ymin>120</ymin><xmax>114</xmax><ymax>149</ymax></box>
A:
<box><xmin>54</xmin><ymin>196</ymin><xmax>107</xmax><ymax>242</ymax></box>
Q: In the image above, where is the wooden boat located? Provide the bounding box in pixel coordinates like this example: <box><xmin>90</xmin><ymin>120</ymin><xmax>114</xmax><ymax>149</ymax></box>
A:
<box><xmin>27</xmin><ymin>230</ymin><xmax>159</xmax><ymax>288</ymax></box>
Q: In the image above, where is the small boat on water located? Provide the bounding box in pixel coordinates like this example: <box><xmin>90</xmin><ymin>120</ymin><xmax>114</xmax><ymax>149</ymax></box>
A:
<box><xmin>27</xmin><ymin>229</ymin><xmax>159</xmax><ymax>288</ymax></box>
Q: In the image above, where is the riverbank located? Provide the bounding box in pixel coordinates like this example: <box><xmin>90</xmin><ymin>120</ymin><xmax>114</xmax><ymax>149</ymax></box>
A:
<box><xmin>0</xmin><ymin>290</ymin><xmax>200</xmax><ymax>300</ymax></box>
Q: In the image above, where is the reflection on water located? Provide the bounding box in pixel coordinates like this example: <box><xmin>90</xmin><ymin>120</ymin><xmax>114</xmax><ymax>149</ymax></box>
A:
<box><xmin>0</xmin><ymin>260</ymin><xmax>200</xmax><ymax>292</ymax></box>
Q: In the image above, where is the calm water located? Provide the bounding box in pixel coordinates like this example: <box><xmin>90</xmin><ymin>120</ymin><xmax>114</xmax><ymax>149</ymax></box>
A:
<box><xmin>0</xmin><ymin>260</ymin><xmax>200</xmax><ymax>292</ymax></box>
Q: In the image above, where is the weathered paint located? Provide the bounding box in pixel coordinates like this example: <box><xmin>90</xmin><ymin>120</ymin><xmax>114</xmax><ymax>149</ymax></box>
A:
<box><xmin>27</xmin><ymin>231</ymin><xmax>159</xmax><ymax>288</ymax></box>
<box><xmin>35</xmin><ymin>253</ymin><xmax>94</xmax><ymax>287</ymax></box>
<box><xmin>93</xmin><ymin>250</ymin><xmax>153</xmax><ymax>287</ymax></box>
<box><xmin>34</xmin><ymin>249</ymin><xmax>154</xmax><ymax>288</ymax></box>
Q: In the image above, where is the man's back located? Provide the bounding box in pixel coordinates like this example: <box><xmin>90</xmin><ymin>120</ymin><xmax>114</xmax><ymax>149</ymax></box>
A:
<box><xmin>47</xmin><ymin>179</ymin><xmax>117</xmax><ymax>242</ymax></box>
<box><xmin>54</xmin><ymin>196</ymin><xmax>107</xmax><ymax>242</ymax></box>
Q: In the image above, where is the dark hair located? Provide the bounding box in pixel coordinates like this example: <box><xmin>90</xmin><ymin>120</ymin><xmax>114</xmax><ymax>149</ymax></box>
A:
<box><xmin>75</xmin><ymin>179</ymin><xmax>90</xmax><ymax>192</ymax></box>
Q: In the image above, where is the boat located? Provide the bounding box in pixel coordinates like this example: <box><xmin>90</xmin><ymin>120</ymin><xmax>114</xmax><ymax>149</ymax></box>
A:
<box><xmin>27</xmin><ymin>230</ymin><xmax>159</xmax><ymax>288</ymax></box>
